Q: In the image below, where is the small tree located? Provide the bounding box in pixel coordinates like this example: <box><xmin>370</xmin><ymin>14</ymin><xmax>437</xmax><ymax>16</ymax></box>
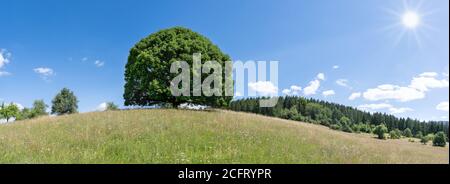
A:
<box><xmin>374</xmin><ymin>124</ymin><xmax>388</xmax><ymax>139</ymax></box>
<box><xmin>31</xmin><ymin>100</ymin><xmax>48</xmax><ymax>118</ymax></box>
<box><xmin>51</xmin><ymin>88</ymin><xmax>78</xmax><ymax>115</ymax></box>
<box><xmin>389</xmin><ymin>130</ymin><xmax>401</xmax><ymax>139</ymax></box>
<box><xmin>420</xmin><ymin>136</ymin><xmax>429</xmax><ymax>145</ymax></box>
<box><xmin>106</xmin><ymin>102</ymin><xmax>119</xmax><ymax>111</ymax></box>
<box><xmin>433</xmin><ymin>132</ymin><xmax>447</xmax><ymax>147</ymax></box>
<box><xmin>403</xmin><ymin>128</ymin><xmax>413</xmax><ymax>138</ymax></box>
<box><xmin>421</xmin><ymin>134</ymin><xmax>434</xmax><ymax>145</ymax></box>
<box><xmin>0</xmin><ymin>103</ymin><xmax>20</xmax><ymax>122</ymax></box>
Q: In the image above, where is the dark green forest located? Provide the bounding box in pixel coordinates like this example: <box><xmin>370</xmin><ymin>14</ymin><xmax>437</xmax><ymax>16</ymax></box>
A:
<box><xmin>229</xmin><ymin>96</ymin><xmax>449</xmax><ymax>140</ymax></box>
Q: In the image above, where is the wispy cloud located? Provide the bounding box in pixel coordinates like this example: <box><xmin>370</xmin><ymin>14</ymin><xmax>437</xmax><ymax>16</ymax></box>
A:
<box><xmin>348</xmin><ymin>92</ymin><xmax>361</xmax><ymax>100</ymax></box>
<box><xmin>248</xmin><ymin>81</ymin><xmax>278</xmax><ymax>96</ymax></box>
<box><xmin>0</xmin><ymin>49</ymin><xmax>12</xmax><ymax>76</ymax></box>
<box><xmin>336</xmin><ymin>79</ymin><xmax>350</xmax><ymax>88</ymax></box>
<box><xmin>282</xmin><ymin>85</ymin><xmax>302</xmax><ymax>96</ymax></box>
<box><xmin>94</xmin><ymin>60</ymin><xmax>105</xmax><ymax>67</ymax></box>
<box><xmin>436</xmin><ymin>101</ymin><xmax>449</xmax><ymax>112</ymax></box>
<box><xmin>322</xmin><ymin>90</ymin><xmax>335</xmax><ymax>97</ymax></box>
<box><xmin>34</xmin><ymin>67</ymin><xmax>55</xmax><ymax>81</ymax></box>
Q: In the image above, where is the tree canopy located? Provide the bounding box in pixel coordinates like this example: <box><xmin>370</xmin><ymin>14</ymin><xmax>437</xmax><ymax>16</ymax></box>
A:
<box><xmin>51</xmin><ymin>88</ymin><xmax>78</xmax><ymax>115</ymax></box>
<box><xmin>0</xmin><ymin>103</ymin><xmax>20</xmax><ymax>122</ymax></box>
<box><xmin>124</xmin><ymin>27</ymin><xmax>233</xmax><ymax>108</ymax></box>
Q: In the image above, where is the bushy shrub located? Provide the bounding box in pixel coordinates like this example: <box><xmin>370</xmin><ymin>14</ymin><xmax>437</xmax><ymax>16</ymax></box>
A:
<box><xmin>433</xmin><ymin>132</ymin><xmax>447</xmax><ymax>147</ymax></box>
<box><xmin>374</xmin><ymin>124</ymin><xmax>388</xmax><ymax>140</ymax></box>
<box><xmin>403</xmin><ymin>128</ymin><xmax>413</xmax><ymax>138</ymax></box>
<box><xmin>389</xmin><ymin>130</ymin><xmax>401</xmax><ymax>139</ymax></box>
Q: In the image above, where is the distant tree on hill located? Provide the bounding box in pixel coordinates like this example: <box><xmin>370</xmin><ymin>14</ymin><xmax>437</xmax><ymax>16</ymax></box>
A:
<box><xmin>31</xmin><ymin>100</ymin><xmax>48</xmax><ymax>118</ymax></box>
<box><xmin>433</xmin><ymin>132</ymin><xmax>447</xmax><ymax>147</ymax></box>
<box><xmin>374</xmin><ymin>124</ymin><xmax>388</xmax><ymax>139</ymax></box>
<box><xmin>0</xmin><ymin>103</ymin><xmax>20</xmax><ymax>122</ymax></box>
<box><xmin>51</xmin><ymin>88</ymin><xmax>78</xmax><ymax>115</ymax></box>
<box><xmin>106</xmin><ymin>102</ymin><xmax>119</xmax><ymax>111</ymax></box>
<box><xmin>421</xmin><ymin>134</ymin><xmax>434</xmax><ymax>145</ymax></box>
<box><xmin>403</xmin><ymin>128</ymin><xmax>413</xmax><ymax>138</ymax></box>
<box><xmin>124</xmin><ymin>27</ymin><xmax>232</xmax><ymax>108</ymax></box>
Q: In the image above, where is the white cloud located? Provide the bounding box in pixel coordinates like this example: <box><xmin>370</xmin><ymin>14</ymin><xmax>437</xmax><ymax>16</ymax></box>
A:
<box><xmin>362</xmin><ymin>73</ymin><xmax>448</xmax><ymax>102</ymax></box>
<box><xmin>322</xmin><ymin>90</ymin><xmax>335</xmax><ymax>97</ymax></box>
<box><xmin>363</xmin><ymin>84</ymin><xmax>425</xmax><ymax>102</ymax></box>
<box><xmin>358</xmin><ymin>103</ymin><xmax>413</xmax><ymax>114</ymax></box>
<box><xmin>436</xmin><ymin>101</ymin><xmax>449</xmax><ymax>112</ymax></box>
<box><xmin>282</xmin><ymin>85</ymin><xmax>302</xmax><ymax>96</ymax></box>
<box><xmin>34</xmin><ymin>67</ymin><xmax>54</xmax><ymax>76</ymax></box>
<box><xmin>302</xmin><ymin>73</ymin><xmax>325</xmax><ymax>96</ymax></box>
<box><xmin>317</xmin><ymin>73</ymin><xmax>325</xmax><ymax>81</ymax></box>
<box><xmin>82</xmin><ymin>57</ymin><xmax>88</xmax><ymax>62</ymax></box>
<box><xmin>418</xmin><ymin>72</ymin><xmax>438</xmax><ymax>78</ymax></box>
<box><xmin>303</xmin><ymin>79</ymin><xmax>320</xmax><ymax>96</ymax></box>
<box><xmin>248</xmin><ymin>81</ymin><xmax>278</xmax><ymax>96</ymax></box>
<box><xmin>0</xmin><ymin>49</ymin><xmax>10</xmax><ymax>69</ymax></box>
<box><xmin>96</xmin><ymin>102</ymin><xmax>108</xmax><ymax>111</ymax></box>
<box><xmin>34</xmin><ymin>67</ymin><xmax>55</xmax><ymax>81</ymax></box>
<box><xmin>94</xmin><ymin>60</ymin><xmax>105</xmax><ymax>67</ymax></box>
<box><xmin>0</xmin><ymin>49</ymin><xmax>12</xmax><ymax>76</ymax></box>
<box><xmin>235</xmin><ymin>92</ymin><xmax>243</xmax><ymax>97</ymax></box>
<box><xmin>409</xmin><ymin>73</ymin><xmax>448</xmax><ymax>92</ymax></box>
<box><xmin>336</xmin><ymin>79</ymin><xmax>349</xmax><ymax>88</ymax></box>
<box><xmin>348</xmin><ymin>92</ymin><xmax>362</xmax><ymax>100</ymax></box>
<box><xmin>333</xmin><ymin>65</ymin><xmax>340</xmax><ymax>69</ymax></box>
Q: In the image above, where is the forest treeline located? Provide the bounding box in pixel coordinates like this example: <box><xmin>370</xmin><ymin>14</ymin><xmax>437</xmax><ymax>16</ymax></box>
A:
<box><xmin>229</xmin><ymin>96</ymin><xmax>449</xmax><ymax>140</ymax></box>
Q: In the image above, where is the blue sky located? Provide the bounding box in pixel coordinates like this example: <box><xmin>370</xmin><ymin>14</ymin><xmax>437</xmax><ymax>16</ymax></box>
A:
<box><xmin>0</xmin><ymin>0</ymin><xmax>448</xmax><ymax>121</ymax></box>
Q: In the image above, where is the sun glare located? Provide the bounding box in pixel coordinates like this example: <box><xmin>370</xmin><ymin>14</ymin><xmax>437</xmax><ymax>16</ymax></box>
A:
<box><xmin>402</xmin><ymin>11</ymin><xmax>420</xmax><ymax>29</ymax></box>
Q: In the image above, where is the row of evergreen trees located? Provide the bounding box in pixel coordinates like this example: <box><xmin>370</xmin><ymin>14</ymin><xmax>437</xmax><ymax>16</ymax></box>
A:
<box><xmin>229</xmin><ymin>96</ymin><xmax>449</xmax><ymax>140</ymax></box>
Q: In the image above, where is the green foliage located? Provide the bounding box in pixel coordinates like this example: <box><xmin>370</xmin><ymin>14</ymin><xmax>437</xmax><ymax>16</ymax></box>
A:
<box><xmin>105</xmin><ymin>102</ymin><xmax>119</xmax><ymax>111</ymax></box>
<box><xmin>421</xmin><ymin>134</ymin><xmax>433</xmax><ymax>145</ymax></box>
<box><xmin>415</xmin><ymin>131</ymin><xmax>423</xmax><ymax>139</ymax></box>
<box><xmin>31</xmin><ymin>100</ymin><xmax>48</xmax><ymax>118</ymax></box>
<box><xmin>229</xmin><ymin>96</ymin><xmax>449</xmax><ymax>139</ymax></box>
<box><xmin>389</xmin><ymin>129</ymin><xmax>401</xmax><ymax>139</ymax></box>
<box><xmin>374</xmin><ymin>124</ymin><xmax>388</xmax><ymax>140</ymax></box>
<box><xmin>124</xmin><ymin>27</ymin><xmax>232</xmax><ymax>108</ymax></box>
<box><xmin>51</xmin><ymin>88</ymin><xmax>78</xmax><ymax>115</ymax></box>
<box><xmin>403</xmin><ymin>128</ymin><xmax>413</xmax><ymax>138</ymax></box>
<box><xmin>330</xmin><ymin>123</ymin><xmax>342</xmax><ymax>130</ymax></box>
<box><xmin>432</xmin><ymin>132</ymin><xmax>447</xmax><ymax>147</ymax></box>
<box><xmin>0</xmin><ymin>103</ymin><xmax>20</xmax><ymax>122</ymax></box>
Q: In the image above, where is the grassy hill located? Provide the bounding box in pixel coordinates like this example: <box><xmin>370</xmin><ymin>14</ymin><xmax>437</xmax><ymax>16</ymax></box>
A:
<box><xmin>0</xmin><ymin>109</ymin><xmax>448</xmax><ymax>164</ymax></box>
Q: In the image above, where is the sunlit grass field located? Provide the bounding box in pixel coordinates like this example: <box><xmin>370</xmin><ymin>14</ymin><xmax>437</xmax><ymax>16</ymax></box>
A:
<box><xmin>0</xmin><ymin>109</ymin><xmax>448</xmax><ymax>164</ymax></box>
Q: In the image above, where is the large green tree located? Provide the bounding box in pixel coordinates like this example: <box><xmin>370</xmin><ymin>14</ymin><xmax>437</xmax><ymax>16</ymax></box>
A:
<box><xmin>51</xmin><ymin>88</ymin><xmax>78</xmax><ymax>115</ymax></box>
<box><xmin>124</xmin><ymin>27</ymin><xmax>233</xmax><ymax>108</ymax></box>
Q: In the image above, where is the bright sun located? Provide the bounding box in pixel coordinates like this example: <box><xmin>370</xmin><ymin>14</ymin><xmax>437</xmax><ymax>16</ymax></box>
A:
<box><xmin>402</xmin><ymin>11</ymin><xmax>420</xmax><ymax>29</ymax></box>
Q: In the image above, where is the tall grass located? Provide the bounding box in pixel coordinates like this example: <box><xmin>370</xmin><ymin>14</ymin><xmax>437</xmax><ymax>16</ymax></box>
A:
<box><xmin>0</xmin><ymin>109</ymin><xmax>448</xmax><ymax>164</ymax></box>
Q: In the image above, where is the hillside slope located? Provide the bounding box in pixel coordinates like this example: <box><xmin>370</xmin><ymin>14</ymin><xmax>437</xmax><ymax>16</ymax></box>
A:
<box><xmin>0</xmin><ymin>109</ymin><xmax>448</xmax><ymax>164</ymax></box>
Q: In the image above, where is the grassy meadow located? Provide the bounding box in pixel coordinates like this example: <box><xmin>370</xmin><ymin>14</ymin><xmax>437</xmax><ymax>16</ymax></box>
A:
<box><xmin>0</xmin><ymin>109</ymin><xmax>448</xmax><ymax>164</ymax></box>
